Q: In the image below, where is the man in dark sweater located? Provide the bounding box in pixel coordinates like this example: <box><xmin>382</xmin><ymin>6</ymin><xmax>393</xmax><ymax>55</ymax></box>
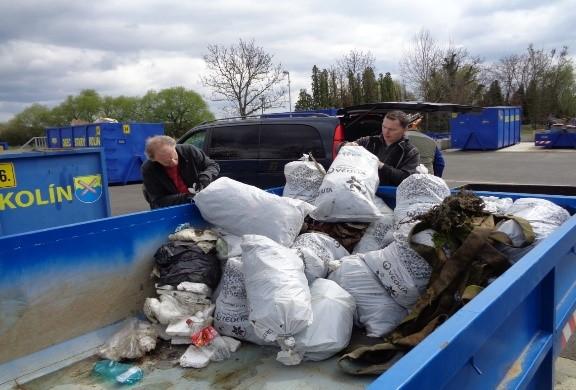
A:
<box><xmin>141</xmin><ymin>136</ymin><xmax>220</xmax><ymax>209</ymax></box>
<box><xmin>349</xmin><ymin>110</ymin><xmax>420</xmax><ymax>186</ymax></box>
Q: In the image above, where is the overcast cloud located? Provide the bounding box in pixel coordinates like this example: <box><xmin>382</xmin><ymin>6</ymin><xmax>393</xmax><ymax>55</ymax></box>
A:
<box><xmin>1</xmin><ymin>0</ymin><xmax>575</xmax><ymax>121</ymax></box>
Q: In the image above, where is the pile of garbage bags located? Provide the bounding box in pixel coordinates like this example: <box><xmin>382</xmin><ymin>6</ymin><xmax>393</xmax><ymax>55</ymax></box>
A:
<box><xmin>97</xmin><ymin>147</ymin><xmax>571</xmax><ymax>373</ymax></box>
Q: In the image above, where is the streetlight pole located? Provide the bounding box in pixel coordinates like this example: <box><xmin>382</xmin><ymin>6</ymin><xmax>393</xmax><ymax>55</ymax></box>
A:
<box><xmin>283</xmin><ymin>70</ymin><xmax>292</xmax><ymax>117</ymax></box>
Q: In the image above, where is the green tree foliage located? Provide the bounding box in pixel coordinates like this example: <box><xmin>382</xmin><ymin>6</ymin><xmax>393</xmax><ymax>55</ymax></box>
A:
<box><xmin>101</xmin><ymin>96</ymin><xmax>141</xmax><ymax>122</ymax></box>
<box><xmin>294</xmin><ymin>89</ymin><xmax>315</xmax><ymax>111</ymax></box>
<box><xmin>139</xmin><ymin>87</ymin><xmax>214</xmax><ymax>138</ymax></box>
<box><xmin>482</xmin><ymin>80</ymin><xmax>504</xmax><ymax>106</ymax></box>
<box><xmin>379</xmin><ymin>72</ymin><xmax>397</xmax><ymax>101</ymax></box>
<box><xmin>362</xmin><ymin>67</ymin><xmax>378</xmax><ymax>103</ymax></box>
<box><xmin>0</xmin><ymin>104</ymin><xmax>55</xmax><ymax>145</ymax></box>
<box><xmin>0</xmin><ymin>87</ymin><xmax>214</xmax><ymax>145</ymax></box>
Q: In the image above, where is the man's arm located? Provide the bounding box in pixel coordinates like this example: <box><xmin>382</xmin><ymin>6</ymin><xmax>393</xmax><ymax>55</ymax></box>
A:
<box><xmin>433</xmin><ymin>147</ymin><xmax>445</xmax><ymax>177</ymax></box>
<box><xmin>185</xmin><ymin>145</ymin><xmax>220</xmax><ymax>187</ymax></box>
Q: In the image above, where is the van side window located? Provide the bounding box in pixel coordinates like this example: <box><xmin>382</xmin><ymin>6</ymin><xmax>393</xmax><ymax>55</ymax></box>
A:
<box><xmin>208</xmin><ymin>125</ymin><xmax>259</xmax><ymax>160</ymax></box>
<box><xmin>260</xmin><ymin>124</ymin><xmax>326</xmax><ymax>159</ymax></box>
<box><xmin>181</xmin><ymin>130</ymin><xmax>206</xmax><ymax>149</ymax></box>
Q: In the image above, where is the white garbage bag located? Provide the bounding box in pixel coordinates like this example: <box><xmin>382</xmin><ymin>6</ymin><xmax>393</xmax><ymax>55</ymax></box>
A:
<box><xmin>362</xmin><ymin>241</ymin><xmax>432</xmax><ymax>309</ymax></box>
<box><xmin>213</xmin><ymin>257</ymin><xmax>267</xmax><ymax>345</ymax></box>
<box><xmin>283</xmin><ymin>154</ymin><xmax>326</xmax><ymax>203</ymax></box>
<box><xmin>195</xmin><ymin>177</ymin><xmax>315</xmax><ymax>246</ymax></box>
<box><xmin>353</xmin><ymin>198</ymin><xmax>395</xmax><ymax>254</ymax></box>
<box><xmin>293</xmin><ymin>279</ymin><xmax>356</xmax><ymax>362</ymax></box>
<box><xmin>144</xmin><ymin>294</ymin><xmax>209</xmax><ymax>325</ymax></box>
<box><xmin>241</xmin><ymin>235</ymin><xmax>312</xmax><ymax>343</ymax></box>
<box><xmin>291</xmin><ymin>232</ymin><xmax>350</xmax><ymax>283</ymax></box>
<box><xmin>311</xmin><ymin>145</ymin><xmax>382</xmax><ymax>222</ymax></box>
<box><xmin>505</xmin><ymin>198</ymin><xmax>570</xmax><ymax>241</ymax></box>
<box><xmin>329</xmin><ymin>255</ymin><xmax>408</xmax><ymax>337</ymax></box>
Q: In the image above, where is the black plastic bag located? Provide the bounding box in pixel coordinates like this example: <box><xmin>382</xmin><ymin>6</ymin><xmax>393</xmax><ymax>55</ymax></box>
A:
<box><xmin>154</xmin><ymin>240</ymin><xmax>221</xmax><ymax>288</ymax></box>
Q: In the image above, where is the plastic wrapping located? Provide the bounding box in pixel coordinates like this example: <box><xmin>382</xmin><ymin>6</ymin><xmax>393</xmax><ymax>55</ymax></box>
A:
<box><xmin>98</xmin><ymin>318</ymin><xmax>158</xmax><ymax>361</ymax></box>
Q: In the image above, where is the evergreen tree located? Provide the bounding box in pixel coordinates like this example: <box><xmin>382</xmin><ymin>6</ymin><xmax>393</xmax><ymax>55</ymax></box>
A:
<box><xmin>294</xmin><ymin>89</ymin><xmax>315</xmax><ymax>111</ymax></box>
<box><xmin>362</xmin><ymin>67</ymin><xmax>378</xmax><ymax>103</ymax></box>
<box><xmin>311</xmin><ymin>65</ymin><xmax>321</xmax><ymax>109</ymax></box>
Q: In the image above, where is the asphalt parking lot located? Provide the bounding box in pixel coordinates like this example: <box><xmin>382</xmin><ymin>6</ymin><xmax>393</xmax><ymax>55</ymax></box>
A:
<box><xmin>109</xmin><ymin>142</ymin><xmax>576</xmax><ymax>216</ymax></box>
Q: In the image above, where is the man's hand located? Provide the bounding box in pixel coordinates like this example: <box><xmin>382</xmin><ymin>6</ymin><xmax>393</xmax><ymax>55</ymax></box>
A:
<box><xmin>188</xmin><ymin>183</ymin><xmax>203</xmax><ymax>195</ymax></box>
<box><xmin>346</xmin><ymin>141</ymin><xmax>359</xmax><ymax>146</ymax></box>
<box><xmin>378</xmin><ymin>161</ymin><xmax>384</xmax><ymax>169</ymax></box>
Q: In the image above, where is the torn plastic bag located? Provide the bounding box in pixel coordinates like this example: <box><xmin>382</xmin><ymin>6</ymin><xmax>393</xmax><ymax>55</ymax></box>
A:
<box><xmin>98</xmin><ymin>318</ymin><xmax>158</xmax><ymax>361</ymax></box>
<box><xmin>213</xmin><ymin>257</ymin><xmax>268</xmax><ymax>345</ymax></box>
<box><xmin>311</xmin><ymin>145</ymin><xmax>382</xmax><ymax>222</ymax></box>
<box><xmin>283</xmin><ymin>154</ymin><xmax>326</xmax><ymax>203</ymax></box>
<box><xmin>195</xmin><ymin>177</ymin><xmax>315</xmax><ymax>246</ymax></box>
<box><xmin>481</xmin><ymin>196</ymin><xmax>513</xmax><ymax>214</ymax></box>
<box><xmin>153</xmin><ymin>240</ymin><xmax>221</xmax><ymax>288</ymax></box>
<box><xmin>291</xmin><ymin>232</ymin><xmax>350</xmax><ymax>283</ymax></box>
<box><xmin>144</xmin><ymin>293</ymin><xmax>210</xmax><ymax>325</ymax></box>
<box><xmin>241</xmin><ymin>235</ymin><xmax>312</xmax><ymax>342</ymax></box>
<box><xmin>292</xmin><ymin>279</ymin><xmax>355</xmax><ymax>362</ymax></box>
<box><xmin>329</xmin><ymin>255</ymin><xmax>407</xmax><ymax>337</ymax></box>
<box><xmin>215</xmin><ymin>229</ymin><xmax>243</xmax><ymax>260</ymax></box>
<box><xmin>363</xmin><ymin>241</ymin><xmax>432</xmax><ymax>309</ymax></box>
<box><xmin>168</xmin><ymin>228</ymin><xmax>219</xmax><ymax>254</ymax></box>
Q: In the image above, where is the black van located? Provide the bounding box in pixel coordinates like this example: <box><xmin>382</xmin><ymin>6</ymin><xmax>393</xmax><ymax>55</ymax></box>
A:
<box><xmin>177</xmin><ymin>102</ymin><xmax>480</xmax><ymax>188</ymax></box>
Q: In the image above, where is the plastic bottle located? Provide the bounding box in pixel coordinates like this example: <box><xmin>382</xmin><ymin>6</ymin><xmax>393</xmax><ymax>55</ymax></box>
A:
<box><xmin>92</xmin><ymin>359</ymin><xmax>143</xmax><ymax>385</ymax></box>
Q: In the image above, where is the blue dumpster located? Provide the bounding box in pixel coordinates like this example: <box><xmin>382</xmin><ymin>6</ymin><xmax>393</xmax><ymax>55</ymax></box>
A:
<box><xmin>535</xmin><ymin>130</ymin><xmax>576</xmax><ymax>148</ymax></box>
<box><xmin>0</xmin><ymin>148</ymin><xmax>110</xmax><ymax>236</ymax></box>
<box><xmin>450</xmin><ymin>107</ymin><xmax>521</xmax><ymax>150</ymax></box>
<box><xmin>46</xmin><ymin>122</ymin><xmax>164</xmax><ymax>184</ymax></box>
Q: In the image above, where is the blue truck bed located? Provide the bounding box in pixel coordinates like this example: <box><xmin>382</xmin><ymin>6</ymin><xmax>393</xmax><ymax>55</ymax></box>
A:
<box><xmin>1</xmin><ymin>187</ymin><xmax>576</xmax><ymax>389</ymax></box>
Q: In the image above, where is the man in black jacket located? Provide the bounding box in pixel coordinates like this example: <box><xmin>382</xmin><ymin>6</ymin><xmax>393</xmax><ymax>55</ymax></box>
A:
<box><xmin>141</xmin><ymin>136</ymin><xmax>220</xmax><ymax>209</ymax></box>
<box><xmin>350</xmin><ymin>110</ymin><xmax>419</xmax><ymax>186</ymax></box>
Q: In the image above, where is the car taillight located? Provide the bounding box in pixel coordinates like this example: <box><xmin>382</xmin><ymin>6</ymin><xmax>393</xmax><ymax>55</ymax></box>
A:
<box><xmin>332</xmin><ymin>124</ymin><xmax>345</xmax><ymax>159</ymax></box>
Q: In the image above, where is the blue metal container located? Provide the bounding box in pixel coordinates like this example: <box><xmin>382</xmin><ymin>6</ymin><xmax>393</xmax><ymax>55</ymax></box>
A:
<box><xmin>0</xmin><ymin>149</ymin><xmax>110</xmax><ymax>236</ymax></box>
<box><xmin>451</xmin><ymin>107</ymin><xmax>521</xmax><ymax>150</ymax></box>
<box><xmin>535</xmin><ymin>130</ymin><xmax>576</xmax><ymax>148</ymax></box>
<box><xmin>46</xmin><ymin>127</ymin><xmax>62</xmax><ymax>148</ymax></box>
<box><xmin>0</xmin><ymin>142</ymin><xmax>8</xmax><ymax>151</ymax></box>
<box><xmin>46</xmin><ymin>122</ymin><xmax>164</xmax><ymax>184</ymax></box>
<box><xmin>1</xmin><ymin>186</ymin><xmax>576</xmax><ymax>389</ymax></box>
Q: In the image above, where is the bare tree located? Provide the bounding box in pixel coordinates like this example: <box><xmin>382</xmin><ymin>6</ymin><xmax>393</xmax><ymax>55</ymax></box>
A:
<box><xmin>400</xmin><ymin>30</ymin><xmax>443</xmax><ymax>100</ymax></box>
<box><xmin>202</xmin><ymin>39</ymin><xmax>285</xmax><ymax>117</ymax></box>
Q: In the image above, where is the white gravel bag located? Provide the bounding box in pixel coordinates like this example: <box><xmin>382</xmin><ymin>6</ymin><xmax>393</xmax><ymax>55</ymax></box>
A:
<box><xmin>213</xmin><ymin>257</ymin><xmax>266</xmax><ymax>345</ymax></box>
<box><xmin>311</xmin><ymin>145</ymin><xmax>382</xmax><ymax>222</ymax></box>
<box><xmin>291</xmin><ymin>232</ymin><xmax>350</xmax><ymax>283</ymax></box>
<box><xmin>393</xmin><ymin>174</ymin><xmax>450</xmax><ymax>243</ymax></box>
<box><xmin>283</xmin><ymin>154</ymin><xmax>326</xmax><ymax>203</ymax></box>
<box><xmin>329</xmin><ymin>255</ymin><xmax>408</xmax><ymax>337</ymax></box>
<box><xmin>353</xmin><ymin>197</ymin><xmax>395</xmax><ymax>254</ymax></box>
<box><xmin>195</xmin><ymin>177</ymin><xmax>315</xmax><ymax>246</ymax></box>
<box><xmin>362</xmin><ymin>241</ymin><xmax>432</xmax><ymax>309</ymax></box>
<box><xmin>293</xmin><ymin>279</ymin><xmax>355</xmax><ymax>362</ymax></box>
<box><xmin>241</xmin><ymin>235</ymin><xmax>313</xmax><ymax>343</ymax></box>
<box><xmin>505</xmin><ymin>198</ymin><xmax>570</xmax><ymax>241</ymax></box>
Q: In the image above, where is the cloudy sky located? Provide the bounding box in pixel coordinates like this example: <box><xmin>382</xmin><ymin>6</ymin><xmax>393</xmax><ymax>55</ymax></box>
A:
<box><xmin>1</xmin><ymin>0</ymin><xmax>575</xmax><ymax>122</ymax></box>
